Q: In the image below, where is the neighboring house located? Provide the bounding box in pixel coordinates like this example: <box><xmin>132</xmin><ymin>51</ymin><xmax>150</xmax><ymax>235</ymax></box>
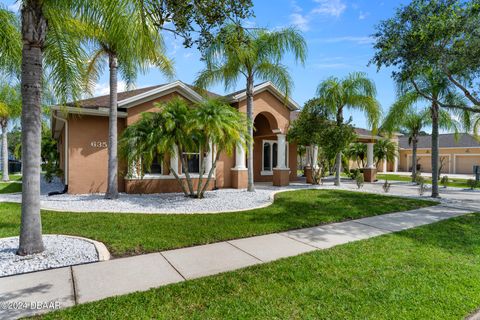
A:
<box><xmin>51</xmin><ymin>80</ymin><xmax>299</xmax><ymax>194</ymax></box>
<box><xmin>398</xmin><ymin>133</ymin><xmax>480</xmax><ymax>174</ymax></box>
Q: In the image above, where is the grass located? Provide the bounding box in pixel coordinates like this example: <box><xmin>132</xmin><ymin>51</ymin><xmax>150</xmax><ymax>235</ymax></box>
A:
<box><xmin>40</xmin><ymin>213</ymin><xmax>480</xmax><ymax>319</ymax></box>
<box><xmin>0</xmin><ymin>190</ymin><xmax>435</xmax><ymax>257</ymax></box>
<box><xmin>0</xmin><ymin>181</ymin><xmax>21</xmax><ymax>193</ymax></box>
<box><xmin>378</xmin><ymin>173</ymin><xmax>474</xmax><ymax>189</ymax></box>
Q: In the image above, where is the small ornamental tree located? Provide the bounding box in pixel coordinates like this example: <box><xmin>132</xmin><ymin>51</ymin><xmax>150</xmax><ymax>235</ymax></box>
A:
<box><xmin>120</xmin><ymin>98</ymin><xmax>249</xmax><ymax>199</ymax></box>
<box><xmin>288</xmin><ymin>103</ymin><xmax>356</xmax><ymax>184</ymax></box>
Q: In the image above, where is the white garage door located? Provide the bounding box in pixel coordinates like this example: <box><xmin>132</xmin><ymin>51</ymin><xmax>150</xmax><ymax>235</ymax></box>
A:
<box><xmin>455</xmin><ymin>156</ymin><xmax>480</xmax><ymax>174</ymax></box>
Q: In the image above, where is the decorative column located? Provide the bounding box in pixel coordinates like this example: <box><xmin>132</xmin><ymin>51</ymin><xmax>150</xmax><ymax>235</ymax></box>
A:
<box><xmin>204</xmin><ymin>142</ymin><xmax>213</xmax><ymax>174</ymax></box>
<box><xmin>312</xmin><ymin>145</ymin><xmax>319</xmax><ymax>169</ymax></box>
<box><xmin>276</xmin><ymin>134</ymin><xmax>287</xmax><ymax>169</ymax></box>
<box><xmin>170</xmin><ymin>145</ymin><xmax>179</xmax><ymax>175</ymax></box>
<box><xmin>364</xmin><ymin>142</ymin><xmax>377</xmax><ymax>182</ymax></box>
<box><xmin>231</xmin><ymin>142</ymin><xmax>248</xmax><ymax>189</ymax></box>
<box><xmin>305</xmin><ymin>146</ymin><xmax>311</xmax><ymax>167</ymax></box>
<box><xmin>273</xmin><ymin>133</ymin><xmax>290</xmax><ymax>187</ymax></box>
<box><xmin>306</xmin><ymin>145</ymin><xmax>318</xmax><ymax>184</ymax></box>
<box><xmin>234</xmin><ymin>143</ymin><xmax>246</xmax><ymax>169</ymax></box>
<box><xmin>366</xmin><ymin>143</ymin><xmax>375</xmax><ymax>168</ymax></box>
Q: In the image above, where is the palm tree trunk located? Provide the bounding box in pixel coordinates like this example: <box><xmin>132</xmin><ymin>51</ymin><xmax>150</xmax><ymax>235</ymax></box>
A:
<box><xmin>334</xmin><ymin>111</ymin><xmax>343</xmax><ymax>186</ymax></box>
<box><xmin>246</xmin><ymin>75</ymin><xmax>255</xmax><ymax>192</ymax></box>
<box><xmin>105</xmin><ymin>53</ymin><xmax>119</xmax><ymax>199</ymax></box>
<box><xmin>199</xmin><ymin>152</ymin><xmax>221</xmax><ymax>198</ymax></box>
<box><xmin>2</xmin><ymin>121</ymin><xmax>9</xmax><ymax>182</ymax></box>
<box><xmin>411</xmin><ymin>136</ymin><xmax>418</xmax><ymax>182</ymax></box>
<box><xmin>431</xmin><ymin>102</ymin><xmax>440</xmax><ymax>198</ymax></box>
<box><xmin>18</xmin><ymin>0</ymin><xmax>45</xmax><ymax>255</ymax></box>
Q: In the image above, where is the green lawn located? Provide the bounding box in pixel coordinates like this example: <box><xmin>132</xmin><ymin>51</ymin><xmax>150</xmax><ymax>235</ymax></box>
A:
<box><xmin>41</xmin><ymin>213</ymin><xmax>480</xmax><ymax>319</ymax></box>
<box><xmin>378</xmin><ymin>173</ymin><xmax>474</xmax><ymax>189</ymax></box>
<box><xmin>0</xmin><ymin>181</ymin><xmax>21</xmax><ymax>193</ymax></box>
<box><xmin>0</xmin><ymin>190</ymin><xmax>435</xmax><ymax>257</ymax></box>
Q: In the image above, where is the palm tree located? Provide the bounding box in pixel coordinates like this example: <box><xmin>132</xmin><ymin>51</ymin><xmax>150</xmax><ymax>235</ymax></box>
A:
<box><xmin>345</xmin><ymin>142</ymin><xmax>367</xmax><ymax>168</ymax></box>
<box><xmin>82</xmin><ymin>0</ymin><xmax>174</xmax><ymax>199</ymax></box>
<box><xmin>388</xmin><ymin>71</ymin><xmax>469</xmax><ymax>197</ymax></box>
<box><xmin>0</xmin><ymin>82</ymin><xmax>21</xmax><ymax>181</ymax></box>
<box><xmin>1</xmin><ymin>1</ymin><xmax>90</xmax><ymax>255</ymax></box>
<box><xmin>119</xmin><ymin>98</ymin><xmax>248</xmax><ymax>198</ymax></box>
<box><xmin>316</xmin><ymin>72</ymin><xmax>381</xmax><ymax>186</ymax></box>
<box><xmin>193</xmin><ymin>99</ymin><xmax>250</xmax><ymax>198</ymax></box>
<box><xmin>374</xmin><ymin>139</ymin><xmax>397</xmax><ymax>169</ymax></box>
<box><xmin>0</xmin><ymin>5</ymin><xmax>21</xmax><ymax>76</ymax></box>
<box><xmin>195</xmin><ymin>24</ymin><xmax>307</xmax><ymax>192</ymax></box>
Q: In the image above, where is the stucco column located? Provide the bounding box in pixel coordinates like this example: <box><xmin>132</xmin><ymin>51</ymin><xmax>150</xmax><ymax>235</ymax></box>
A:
<box><xmin>312</xmin><ymin>145</ymin><xmax>319</xmax><ymax>169</ymax></box>
<box><xmin>130</xmin><ymin>161</ymin><xmax>139</xmax><ymax>178</ymax></box>
<box><xmin>305</xmin><ymin>146</ymin><xmax>311</xmax><ymax>167</ymax></box>
<box><xmin>234</xmin><ymin>143</ymin><xmax>246</xmax><ymax>169</ymax></box>
<box><xmin>170</xmin><ymin>145</ymin><xmax>179</xmax><ymax>175</ymax></box>
<box><xmin>366</xmin><ymin>142</ymin><xmax>375</xmax><ymax>169</ymax></box>
<box><xmin>204</xmin><ymin>142</ymin><xmax>213</xmax><ymax>174</ymax></box>
<box><xmin>276</xmin><ymin>134</ymin><xmax>287</xmax><ymax>169</ymax></box>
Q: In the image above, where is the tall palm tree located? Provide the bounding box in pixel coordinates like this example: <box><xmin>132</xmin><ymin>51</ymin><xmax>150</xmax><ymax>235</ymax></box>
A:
<box><xmin>82</xmin><ymin>0</ymin><xmax>173</xmax><ymax>199</ymax></box>
<box><xmin>195</xmin><ymin>24</ymin><xmax>307</xmax><ymax>192</ymax></box>
<box><xmin>0</xmin><ymin>82</ymin><xmax>22</xmax><ymax>181</ymax></box>
<box><xmin>0</xmin><ymin>5</ymin><xmax>21</xmax><ymax>76</ymax></box>
<box><xmin>383</xmin><ymin>71</ymin><xmax>468</xmax><ymax>196</ymax></box>
<box><xmin>316</xmin><ymin>72</ymin><xmax>381</xmax><ymax>186</ymax></box>
<box><xmin>1</xmin><ymin>1</ymin><xmax>91</xmax><ymax>255</ymax></box>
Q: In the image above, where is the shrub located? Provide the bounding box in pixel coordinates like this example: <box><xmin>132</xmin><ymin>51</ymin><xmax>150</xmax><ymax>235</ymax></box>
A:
<box><xmin>348</xmin><ymin>168</ymin><xmax>361</xmax><ymax>180</ymax></box>
<box><xmin>356</xmin><ymin>173</ymin><xmax>364</xmax><ymax>189</ymax></box>
<box><xmin>382</xmin><ymin>180</ymin><xmax>391</xmax><ymax>193</ymax></box>
<box><xmin>416</xmin><ymin>176</ymin><xmax>427</xmax><ymax>196</ymax></box>
<box><xmin>440</xmin><ymin>176</ymin><xmax>449</xmax><ymax>188</ymax></box>
<box><xmin>467</xmin><ymin>179</ymin><xmax>478</xmax><ymax>190</ymax></box>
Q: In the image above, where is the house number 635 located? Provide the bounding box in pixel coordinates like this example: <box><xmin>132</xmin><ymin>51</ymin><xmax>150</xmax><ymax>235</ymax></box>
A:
<box><xmin>90</xmin><ymin>141</ymin><xmax>107</xmax><ymax>148</ymax></box>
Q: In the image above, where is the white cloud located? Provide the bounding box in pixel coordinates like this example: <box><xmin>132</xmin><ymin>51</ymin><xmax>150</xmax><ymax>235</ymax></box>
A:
<box><xmin>358</xmin><ymin>11</ymin><xmax>369</xmax><ymax>20</ymax></box>
<box><xmin>311</xmin><ymin>0</ymin><xmax>347</xmax><ymax>17</ymax></box>
<box><xmin>315</xmin><ymin>36</ymin><xmax>374</xmax><ymax>45</ymax></box>
<box><xmin>312</xmin><ymin>63</ymin><xmax>350</xmax><ymax>69</ymax></box>
<box><xmin>290</xmin><ymin>13</ymin><xmax>310</xmax><ymax>31</ymax></box>
<box><xmin>94</xmin><ymin>81</ymin><xmax>128</xmax><ymax>96</ymax></box>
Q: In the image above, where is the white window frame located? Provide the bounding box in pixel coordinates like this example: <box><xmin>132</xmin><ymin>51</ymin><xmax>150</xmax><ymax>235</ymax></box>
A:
<box><xmin>261</xmin><ymin>140</ymin><xmax>289</xmax><ymax>176</ymax></box>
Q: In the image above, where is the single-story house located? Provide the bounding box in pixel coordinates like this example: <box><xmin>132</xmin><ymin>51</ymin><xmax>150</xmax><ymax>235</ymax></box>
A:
<box><xmin>398</xmin><ymin>133</ymin><xmax>480</xmax><ymax>174</ymax></box>
<box><xmin>51</xmin><ymin>80</ymin><xmax>299</xmax><ymax>194</ymax></box>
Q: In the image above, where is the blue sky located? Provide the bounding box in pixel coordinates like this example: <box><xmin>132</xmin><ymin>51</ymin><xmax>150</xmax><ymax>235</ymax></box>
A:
<box><xmin>2</xmin><ymin>0</ymin><xmax>411</xmax><ymax>130</ymax></box>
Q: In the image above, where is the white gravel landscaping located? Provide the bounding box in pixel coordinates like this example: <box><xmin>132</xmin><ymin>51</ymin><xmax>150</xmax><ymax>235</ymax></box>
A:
<box><xmin>0</xmin><ymin>175</ymin><xmax>478</xmax><ymax>214</ymax></box>
<box><xmin>0</xmin><ymin>235</ymin><xmax>99</xmax><ymax>277</ymax></box>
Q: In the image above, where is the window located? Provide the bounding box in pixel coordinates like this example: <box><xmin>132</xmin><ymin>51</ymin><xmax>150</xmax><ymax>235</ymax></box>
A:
<box><xmin>182</xmin><ymin>153</ymin><xmax>200</xmax><ymax>174</ymax></box>
<box><xmin>262</xmin><ymin>140</ymin><xmax>289</xmax><ymax>175</ymax></box>
<box><xmin>149</xmin><ymin>154</ymin><xmax>162</xmax><ymax>174</ymax></box>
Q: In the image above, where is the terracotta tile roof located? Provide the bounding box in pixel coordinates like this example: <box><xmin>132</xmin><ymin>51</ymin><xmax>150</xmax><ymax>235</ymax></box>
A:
<box><xmin>399</xmin><ymin>133</ymin><xmax>480</xmax><ymax>149</ymax></box>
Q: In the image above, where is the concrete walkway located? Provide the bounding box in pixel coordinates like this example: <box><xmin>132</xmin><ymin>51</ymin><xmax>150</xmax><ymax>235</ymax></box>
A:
<box><xmin>0</xmin><ymin>204</ymin><xmax>474</xmax><ymax>319</ymax></box>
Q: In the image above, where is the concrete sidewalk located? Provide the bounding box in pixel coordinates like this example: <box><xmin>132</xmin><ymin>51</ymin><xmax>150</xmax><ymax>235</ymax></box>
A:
<box><xmin>0</xmin><ymin>204</ymin><xmax>474</xmax><ymax>319</ymax></box>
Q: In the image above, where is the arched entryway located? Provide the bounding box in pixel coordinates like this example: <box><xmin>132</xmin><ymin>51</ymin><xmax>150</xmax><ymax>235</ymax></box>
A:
<box><xmin>253</xmin><ymin>112</ymin><xmax>289</xmax><ymax>184</ymax></box>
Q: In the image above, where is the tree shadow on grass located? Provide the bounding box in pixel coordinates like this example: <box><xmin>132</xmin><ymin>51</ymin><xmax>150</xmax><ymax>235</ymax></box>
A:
<box><xmin>397</xmin><ymin>213</ymin><xmax>480</xmax><ymax>256</ymax></box>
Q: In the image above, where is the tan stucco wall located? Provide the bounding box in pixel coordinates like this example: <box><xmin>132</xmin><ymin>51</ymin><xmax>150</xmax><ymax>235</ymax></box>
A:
<box><xmin>67</xmin><ymin>115</ymin><xmax>126</xmax><ymax>194</ymax></box>
<box><xmin>125</xmin><ymin>177</ymin><xmax>214</xmax><ymax>194</ymax></box>
<box><xmin>399</xmin><ymin>148</ymin><xmax>480</xmax><ymax>174</ymax></box>
<box><xmin>237</xmin><ymin>91</ymin><xmax>291</xmax><ymax>133</ymax></box>
<box><xmin>64</xmin><ymin>88</ymin><xmax>297</xmax><ymax>194</ymax></box>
